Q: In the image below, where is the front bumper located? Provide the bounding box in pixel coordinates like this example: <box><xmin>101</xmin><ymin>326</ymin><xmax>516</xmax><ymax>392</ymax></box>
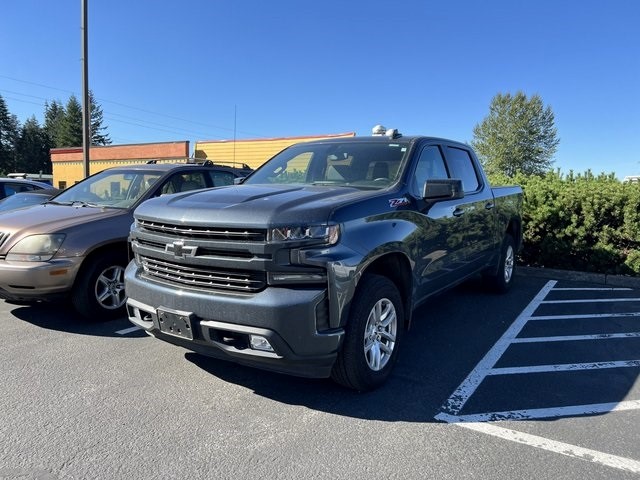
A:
<box><xmin>125</xmin><ymin>262</ymin><xmax>344</xmax><ymax>378</ymax></box>
<box><xmin>0</xmin><ymin>257</ymin><xmax>83</xmax><ymax>301</ymax></box>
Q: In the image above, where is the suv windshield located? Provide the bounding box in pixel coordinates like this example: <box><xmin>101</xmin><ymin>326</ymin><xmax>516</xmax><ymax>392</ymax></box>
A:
<box><xmin>244</xmin><ymin>141</ymin><xmax>410</xmax><ymax>189</ymax></box>
<box><xmin>51</xmin><ymin>170</ymin><xmax>163</xmax><ymax>209</ymax></box>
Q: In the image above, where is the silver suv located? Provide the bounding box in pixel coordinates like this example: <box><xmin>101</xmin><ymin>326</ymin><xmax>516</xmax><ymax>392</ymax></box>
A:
<box><xmin>0</xmin><ymin>160</ymin><xmax>252</xmax><ymax>320</ymax></box>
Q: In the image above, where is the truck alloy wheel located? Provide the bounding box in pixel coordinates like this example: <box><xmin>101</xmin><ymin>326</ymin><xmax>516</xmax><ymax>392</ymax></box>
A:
<box><xmin>363</xmin><ymin>298</ymin><xmax>397</xmax><ymax>371</ymax></box>
<box><xmin>331</xmin><ymin>274</ymin><xmax>404</xmax><ymax>391</ymax></box>
<box><xmin>485</xmin><ymin>233</ymin><xmax>516</xmax><ymax>293</ymax></box>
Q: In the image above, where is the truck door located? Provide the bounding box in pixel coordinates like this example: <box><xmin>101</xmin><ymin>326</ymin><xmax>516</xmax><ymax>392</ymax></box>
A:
<box><xmin>442</xmin><ymin>145</ymin><xmax>495</xmax><ymax>273</ymax></box>
<box><xmin>409</xmin><ymin>144</ymin><xmax>469</xmax><ymax>297</ymax></box>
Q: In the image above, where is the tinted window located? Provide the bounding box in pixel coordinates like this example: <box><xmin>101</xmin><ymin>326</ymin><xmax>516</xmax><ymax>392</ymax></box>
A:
<box><xmin>209</xmin><ymin>171</ymin><xmax>236</xmax><ymax>187</ymax></box>
<box><xmin>160</xmin><ymin>172</ymin><xmax>208</xmax><ymax>194</ymax></box>
<box><xmin>413</xmin><ymin>145</ymin><xmax>448</xmax><ymax>194</ymax></box>
<box><xmin>446</xmin><ymin>147</ymin><xmax>480</xmax><ymax>192</ymax></box>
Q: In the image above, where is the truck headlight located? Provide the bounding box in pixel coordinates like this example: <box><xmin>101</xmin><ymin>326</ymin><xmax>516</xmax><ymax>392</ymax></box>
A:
<box><xmin>268</xmin><ymin>224</ymin><xmax>340</xmax><ymax>245</ymax></box>
<box><xmin>6</xmin><ymin>234</ymin><xmax>66</xmax><ymax>262</ymax></box>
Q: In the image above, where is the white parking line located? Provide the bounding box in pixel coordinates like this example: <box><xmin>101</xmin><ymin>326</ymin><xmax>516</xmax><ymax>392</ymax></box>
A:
<box><xmin>116</xmin><ymin>326</ymin><xmax>142</xmax><ymax>335</ymax></box>
<box><xmin>542</xmin><ymin>297</ymin><xmax>640</xmax><ymax>304</ymax></box>
<box><xmin>531</xmin><ymin>312</ymin><xmax>640</xmax><ymax>320</ymax></box>
<box><xmin>436</xmin><ymin>279</ymin><xmax>640</xmax><ymax>473</ymax></box>
<box><xmin>513</xmin><ymin>332</ymin><xmax>640</xmax><ymax>343</ymax></box>
<box><xmin>490</xmin><ymin>359</ymin><xmax>640</xmax><ymax>375</ymax></box>
<box><xmin>439</xmin><ymin>280</ymin><xmax>557</xmax><ymax>415</ymax></box>
<box><xmin>453</xmin><ymin>422</ymin><xmax>640</xmax><ymax>474</ymax></box>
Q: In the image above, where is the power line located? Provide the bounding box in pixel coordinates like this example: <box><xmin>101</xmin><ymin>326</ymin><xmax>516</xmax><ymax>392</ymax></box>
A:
<box><xmin>0</xmin><ymin>74</ymin><xmax>268</xmax><ymax>138</ymax></box>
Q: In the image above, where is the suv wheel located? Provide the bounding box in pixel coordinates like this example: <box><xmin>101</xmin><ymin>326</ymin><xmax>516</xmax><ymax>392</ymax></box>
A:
<box><xmin>72</xmin><ymin>251</ymin><xmax>127</xmax><ymax>320</ymax></box>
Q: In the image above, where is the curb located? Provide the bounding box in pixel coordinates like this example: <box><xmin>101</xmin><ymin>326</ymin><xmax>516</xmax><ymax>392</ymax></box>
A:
<box><xmin>517</xmin><ymin>266</ymin><xmax>640</xmax><ymax>289</ymax></box>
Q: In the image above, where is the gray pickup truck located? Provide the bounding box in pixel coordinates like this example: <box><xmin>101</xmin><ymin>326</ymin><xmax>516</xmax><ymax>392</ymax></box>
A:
<box><xmin>126</xmin><ymin>127</ymin><xmax>523</xmax><ymax>390</ymax></box>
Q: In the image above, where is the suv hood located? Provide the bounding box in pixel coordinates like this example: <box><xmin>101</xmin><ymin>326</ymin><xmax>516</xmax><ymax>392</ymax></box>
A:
<box><xmin>134</xmin><ymin>184</ymin><xmax>383</xmax><ymax>227</ymax></box>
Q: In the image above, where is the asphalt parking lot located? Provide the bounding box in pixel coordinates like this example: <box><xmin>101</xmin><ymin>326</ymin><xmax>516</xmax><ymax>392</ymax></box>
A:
<box><xmin>0</xmin><ymin>270</ymin><xmax>639</xmax><ymax>479</ymax></box>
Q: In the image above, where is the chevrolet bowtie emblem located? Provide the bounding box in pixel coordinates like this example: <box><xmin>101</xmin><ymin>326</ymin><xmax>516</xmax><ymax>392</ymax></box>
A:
<box><xmin>165</xmin><ymin>241</ymin><xmax>197</xmax><ymax>258</ymax></box>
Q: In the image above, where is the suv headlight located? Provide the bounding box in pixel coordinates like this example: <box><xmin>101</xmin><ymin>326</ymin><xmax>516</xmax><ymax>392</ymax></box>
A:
<box><xmin>268</xmin><ymin>224</ymin><xmax>340</xmax><ymax>245</ymax></box>
<box><xmin>6</xmin><ymin>234</ymin><xmax>66</xmax><ymax>262</ymax></box>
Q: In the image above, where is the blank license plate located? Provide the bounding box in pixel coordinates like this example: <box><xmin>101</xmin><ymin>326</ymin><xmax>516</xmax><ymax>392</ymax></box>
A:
<box><xmin>157</xmin><ymin>308</ymin><xmax>194</xmax><ymax>340</ymax></box>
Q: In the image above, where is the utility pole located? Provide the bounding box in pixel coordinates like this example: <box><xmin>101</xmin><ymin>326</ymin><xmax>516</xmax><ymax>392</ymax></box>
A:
<box><xmin>81</xmin><ymin>0</ymin><xmax>90</xmax><ymax>178</ymax></box>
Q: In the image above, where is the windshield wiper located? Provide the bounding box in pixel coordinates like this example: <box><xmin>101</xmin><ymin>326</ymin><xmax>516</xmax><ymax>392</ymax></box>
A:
<box><xmin>45</xmin><ymin>200</ymin><xmax>100</xmax><ymax>207</ymax></box>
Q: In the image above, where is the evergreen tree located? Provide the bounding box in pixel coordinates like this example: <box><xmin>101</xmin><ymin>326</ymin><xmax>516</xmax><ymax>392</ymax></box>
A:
<box><xmin>44</xmin><ymin>100</ymin><xmax>66</xmax><ymax>148</ymax></box>
<box><xmin>89</xmin><ymin>91</ymin><xmax>111</xmax><ymax>145</ymax></box>
<box><xmin>0</xmin><ymin>94</ymin><xmax>20</xmax><ymax>174</ymax></box>
<box><xmin>58</xmin><ymin>95</ymin><xmax>83</xmax><ymax>147</ymax></box>
<box><xmin>16</xmin><ymin>116</ymin><xmax>52</xmax><ymax>174</ymax></box>
<box><xmin>472</xmin><ymin>92</ymin><xmax>559</xmax><ymax>177</ymax></box>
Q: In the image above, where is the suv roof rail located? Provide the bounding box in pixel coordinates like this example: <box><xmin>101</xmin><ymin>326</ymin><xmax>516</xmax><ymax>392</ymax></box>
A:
<box><xmin>188</xmin><ymin>158</ymin><xmax>252</xmax><ymax>170</ymax></box>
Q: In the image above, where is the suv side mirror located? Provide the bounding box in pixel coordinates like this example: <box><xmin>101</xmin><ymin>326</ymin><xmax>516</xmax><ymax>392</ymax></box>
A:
<box><xmin>234</xmin><ymin>177</ymin><xmax>246</xmax><ymax>185</ymax></box>
<box><xmin>423</xmin><ymin>179</ymin><xmax>464</xmax><ymax>201</ymax></box>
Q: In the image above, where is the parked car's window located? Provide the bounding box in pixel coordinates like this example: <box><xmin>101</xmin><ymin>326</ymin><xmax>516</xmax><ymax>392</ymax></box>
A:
<box><xmin>51</xmin><ymin>170</ymin><xmax>164</xmax><ymax>208</ymax></box>
<box><xmin>160</xmin><ymin>172</ymin><xmax>208</xmax><ymax>195</ymax></box>
<box><xmin>4</xmin><ymin>183</ymin><xmax>38</xmax><ymax>196</ymax></box>
<box><xmin>412</xmin><ymin>145</ymin><xmax>449</xmax><ymax>195</ymax></box>
<box><xmin>245</xmin><ymin>142</ymin><xmax>409</xmax><ymax>189</ymax></box>
<box><xmin>445</xmin><ymin>147</ymin><xmax>480</xmax><ymax>192</ymax></box>
<box><xmin>209</xmin><ymin>171</ymin><xmax>236</xmax><ymax>187</ymax></box>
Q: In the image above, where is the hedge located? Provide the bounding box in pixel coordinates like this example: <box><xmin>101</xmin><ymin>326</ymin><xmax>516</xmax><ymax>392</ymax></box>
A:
<box><xmin>490</xmin><ymin>171</ymin><xmax>640</xmax><ymax>276</ymax></box>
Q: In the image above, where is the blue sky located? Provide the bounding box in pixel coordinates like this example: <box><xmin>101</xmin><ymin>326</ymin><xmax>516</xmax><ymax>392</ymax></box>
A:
<box><xmin>1</xmin><ymin>0</ymin><xmax>639</xmax><ymax>179</ymax></box>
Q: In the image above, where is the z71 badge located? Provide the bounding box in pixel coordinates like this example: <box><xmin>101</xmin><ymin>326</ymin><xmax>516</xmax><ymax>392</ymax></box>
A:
<box><xmin>389</xmin><ymin>197</ymin><xmax>410</xmax><ymax>208</ymax></box>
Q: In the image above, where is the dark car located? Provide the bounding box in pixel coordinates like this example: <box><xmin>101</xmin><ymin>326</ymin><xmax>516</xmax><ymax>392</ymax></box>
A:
<box><xmin>0</xmin><ymin>189</ymin><xmax>61</xmax><ymax>213</ymax></box>
<box><xmin>0</xmin><ymin>178</ymin><xmax>52</xmax><ymax>199</ymax></box>
<box><xmin>0</xmin><ymin>160</ymin><xmax>252</xmax><ymax>320</ymax></box>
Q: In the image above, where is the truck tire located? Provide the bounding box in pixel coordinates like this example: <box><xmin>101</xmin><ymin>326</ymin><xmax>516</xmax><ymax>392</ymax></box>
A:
<box><xmin>71</xmin><ymin>251</ymin><xmax>128</xmax><ymax>321</ymax></box>
<box><xmin>486</xmin><ymin>234</ymin><xmax>516</xmax><ymax>293</ymax></box>
<box><xmin>331</xmin><ymin>274</ymin><xmax>404</xmax><ymax>391</ymax></box>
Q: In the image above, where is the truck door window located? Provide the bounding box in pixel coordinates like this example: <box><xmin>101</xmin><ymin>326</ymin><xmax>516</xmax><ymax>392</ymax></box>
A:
<box><xmin>445</xmin><ymin>147</ymin><xmax>480</xmax><ymax>193</ymax></box>
<box><xmin>413</xmin><ymin>145</ymin><xmax>448</xmax><ymax>194</ymax></box>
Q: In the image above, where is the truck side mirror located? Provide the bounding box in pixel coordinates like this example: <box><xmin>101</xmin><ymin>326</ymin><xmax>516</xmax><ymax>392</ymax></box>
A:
<box><xmin>423</xmin><ymin>179</ymin><xmax>464</xmax><ymax>201</ymax></box>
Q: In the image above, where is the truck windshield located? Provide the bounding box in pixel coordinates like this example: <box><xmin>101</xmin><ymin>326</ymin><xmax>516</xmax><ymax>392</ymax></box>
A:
<box><xmin>244</xmin><ymin>141</ymin><xmax>410</xmax><ymax>189</ymax></box>
<box><xmin>50</xmin><ymin>170</ymin><xmax>163</xmax><ymax>209</ymax></box>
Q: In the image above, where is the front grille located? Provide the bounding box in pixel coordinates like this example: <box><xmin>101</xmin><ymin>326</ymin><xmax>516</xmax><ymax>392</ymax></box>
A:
<box><xmin>140</xmin><ymin>256</ymin><xmax>266</xmax><ymax>292</ymax></box>
<box><xmin>138</xmin><ymin>220</ymin><xmax>266</xmax><ymax>242</ymax></box>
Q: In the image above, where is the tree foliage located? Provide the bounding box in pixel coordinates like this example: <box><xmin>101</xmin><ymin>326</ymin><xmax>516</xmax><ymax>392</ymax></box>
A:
<box><xmin>16</xmin><ymin>116</ymin><xmax>52</xmax><ymax>174</ymax></box>
<box><xmin>0</xmin><ymin>91</ymin><xmax>111</xmax><ymax>174</ymax></box>
<box><xmin>58</xmin><ymin>95</ymin><xmax>84</xmax><ymax>148</ymax></box>
<box><xmin>89</xmin><ymin>91</ymin><xmax>111</xmax><ymax>146</ymax></box>
<box><xmin>0</xmin><ymin>94</ymin><xmax>20</xmax><ymax>174</ymax></box>
<box><xmin>472</xmin><ymin>92</ymin><xmax>559</xmax><ymax>178</ymax></box>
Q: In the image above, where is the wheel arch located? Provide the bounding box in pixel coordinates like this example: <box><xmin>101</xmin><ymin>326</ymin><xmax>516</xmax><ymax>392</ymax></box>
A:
<box><xmin>72</xmin><ymin>241</ymin><xmax>129</xmax><ymax>289</ymax></box>
<box><xmin>359</xmin><ymin>252</ymin><xmax>413</xmax><ymax>329</ymax></box>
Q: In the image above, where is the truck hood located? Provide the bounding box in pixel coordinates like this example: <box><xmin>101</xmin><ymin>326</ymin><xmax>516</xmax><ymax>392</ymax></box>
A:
<box><xmin>134</xmin><ymin>184</ymin><xmax>382</xmax><ymax>226</ymax></box>
<box><xmin>0</xmin><ymin>203</ymin><xmax>129</xmax><ymax>235</ymax></box>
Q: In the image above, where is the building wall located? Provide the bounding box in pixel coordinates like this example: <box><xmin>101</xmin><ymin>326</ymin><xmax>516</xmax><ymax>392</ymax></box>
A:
<box><xmin>51</xmin><ymin>141</ymin><xmax>190</xmax><ymax>188</ymax></box>
<box><xmin>194</xmin><ymin>132</ymin><xmax>356</xmax><ymax>170</ymax></box>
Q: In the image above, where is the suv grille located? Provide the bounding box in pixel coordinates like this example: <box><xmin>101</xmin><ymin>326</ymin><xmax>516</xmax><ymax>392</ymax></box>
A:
<box><xmin>140</xmin><ymin>255</ymin><xmax>266</xmax><ymax>292</ymax></box>
<box><xmin>138</xmin><ymin>220</ymin><xmax>266</xmax><ymax>242</ymax></box>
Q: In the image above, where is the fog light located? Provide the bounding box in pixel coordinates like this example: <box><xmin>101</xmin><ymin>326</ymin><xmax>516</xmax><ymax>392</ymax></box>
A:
<box><xmin>249</xmin><ymin>335</ymin><xmax>274</xmax><ymax>352</ymax></box>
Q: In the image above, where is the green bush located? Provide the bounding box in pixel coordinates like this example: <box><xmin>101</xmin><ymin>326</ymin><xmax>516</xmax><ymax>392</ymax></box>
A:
<box><xmin>491</xmin><ymin>171</ymin><xmax>640</xmax><ymax>276</ymax></box>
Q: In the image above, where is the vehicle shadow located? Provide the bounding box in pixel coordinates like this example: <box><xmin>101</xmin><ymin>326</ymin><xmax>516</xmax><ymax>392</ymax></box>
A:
<box><xmin>185</xmin><ymin>276</ymin><xmax>555</xmax><ymax>423</ymax></box>
<box><xmin>7</xmin><ymin>300</ymin><xmax>145</xmax><ymax>338</ymax></box>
